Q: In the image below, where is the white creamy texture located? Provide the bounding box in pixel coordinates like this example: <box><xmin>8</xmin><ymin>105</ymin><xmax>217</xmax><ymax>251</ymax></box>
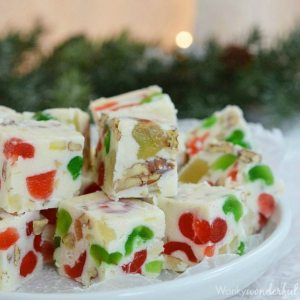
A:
<box><xmin>90</xmin><ymin>86</ymin><xmax>177</xmax><ymax>126</ymax></box>
<box><xmin>186</xmin><ymin>105</ymin><xmax>254</xmax><ymax>153</ymax></box>
<box><xmin>158</xmin><ymin>183</ymin><xmax>247</xmax><ymax>268</ymax></box>
<box><xmin>0</xmin><ymin>119</ymin><xmax>84</xmax><ymax>213</ymax></box>
<box><xmin>0</xmin><ymin>211</ymin><xmax>44</xmax><ymax>291</ymax></box>
<box><xmin>114</xmin><ymin>119</ymin><xmax>139</xmax><ymax>181</ymax></box>
<box><xmin>55</xmin><ymin>192</ymin><xmax>165</xmax><ymax>286</ymax></box>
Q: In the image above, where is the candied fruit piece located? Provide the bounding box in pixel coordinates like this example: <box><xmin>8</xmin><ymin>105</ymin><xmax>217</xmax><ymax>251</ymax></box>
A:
<box><xmin>125</xmin><ymin>225</ymin><xmax>154</xmax><ymax>256</ymax></box>
<box><xmin>26</xmin><ymin>170</ymin><xmax>56</xmax><ymax>200</ymax></box>
<box><xmin>201</xmin><ymin>115</ymin><xmax>217</xmax><ymax>129</ymax></box>
<box><xmin>132</xmin><ymin>121</ymin><xmax>173</xmax><ymax>160</ymax></box>
<box><xmin>20</xmin><ymin>251</ymin><xmax>37</xmax><ymax>277</ymax></box>
<box><xmin>90</xmin><ymin>244</ymin><xmax>122</xmax><ymax>266</ymax></box>
<box><xmin>4</xmin><ymin>138</ymin><xmax>35</xmax><ymax>162</ymax></box>
<box><xmin>122</xmin><ymin>249</ymin><xmax>147</xmax><ymax>274</ymax></box>
<box><xmin>179</xmin><ymin>158</ymin><xmax>209</xmax><ymax>183</ymax></box>
<box><xmin>0</xmin><ymin>227</ymin><xmax>20</xmax><ymax>250</ymax></box>
<box><xmin>64</xmin><ymin>251</ymin><xmax>87</xmax><ymax>279</ymax></box>
<box><xmin>225</xmin><ymin>129</ymin><xmax>250</xmax><ymax>149</ymax></box>
<box><xmin>56</xmin><ymin>209</ymin><xmax>72</xmax><ymax>237</ymax></box>
<box><xmin>222</xmin><ymin>195</ymin><xmax>243</xmax><ymax>222</ymax></box>
<box><xmin>211</xmin><ymin>154</ymin><xmax>237</xmax><ymax>170</ymax></box>
<box><xmin>248</xmin><ymin>165</ymin><xmax>274</xmax><ymax>185</ymax></box>
<box><xmin>164</xmin><ymin>241</ymin><xmax>197</xmax><ymax>263</ymax></box>
<box><xmin>67</xmin><ymin>156</ymin><xmax>83</xmax><ymax>180</ymax></box>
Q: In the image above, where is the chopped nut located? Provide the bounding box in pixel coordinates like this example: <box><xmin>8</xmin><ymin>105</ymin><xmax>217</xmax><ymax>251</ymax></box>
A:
<box><xmin>224</xmin><ymin>111</ymin><xmax>239</xmax><ymax>128</ymax></box>
<box><xmin>78</xmin><ymin>213</ymin><xmax>89</xmax><ymax>225</ymax></box>
<box><xmin>68</xmin><ymin>142</ymin><xmax>83</xmax><ymax>151</ymax></box>
<box><xmin>239</xmin><ymin>149</ymin><xmax>262</xmax><ymax>164</ymax></box>
<box><xmin>115</xmin><ymin>177</ymin><xmax>142</xmax><ymax>192</ymax></box>
<box><xmin>14</xmin><ymin>246</ymin><xmax>21</xmax><ymax>266</ymax></box>
<box><xmin>33</xmin><ymin>218</ymin><xmax>48</xmax><ymax>235</ymax></box>
<box><xmin>205</xmin><ymin>142</ymin><xmax>234</xmax><ymax>153</ymax></box>
<box><xmin>62</xmin><ymin>233</ymin><xmax>75</xmax><ymax>249</ymax></box>
<box><xmin>88</xmin><ymin>267</ymin><xmax>98</xmax><ymax>279</ymax></box>
<box><xmin>74</xmin><ymin>218</ymin><xmax>83</xmax><ymax>241</ymax></box>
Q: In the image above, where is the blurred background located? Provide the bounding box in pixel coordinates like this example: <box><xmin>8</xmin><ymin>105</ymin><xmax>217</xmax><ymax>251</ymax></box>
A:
<box><xmin>0</xmin><ymin>0</ymin><xmax>300</xmax><ymax>126</ymax></box>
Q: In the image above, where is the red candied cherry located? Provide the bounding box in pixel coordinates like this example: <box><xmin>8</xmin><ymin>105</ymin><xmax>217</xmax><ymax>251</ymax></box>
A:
<box><xmin>186</xmin><ymin>132</ymin><xmax>210</xmax><ymax>156</ymax></box>
<box><xmin>64</xmin><ymin>251</ymin><xmax>87</xmax><ymax>279</ymax></box>
<box><xmin>204</xmin><ymin>245</ymin><xmax>215</xmax><ymax>257</ymax></box>
<box><xmin>97</xmin><ymin>162</ymin><xmax>105</xmax><ymax>187</ymax></box>
<box><xmin>94</xmin><ymin>101</ymin><xmax>118</xmax><ymax>111</ymax></box>
<box><xmin>164</xmin><ymin>241</ymin><xmax>198</xmax><ymax>263</ymax></box>
<box><xmin>20</xmin><ymin>251</ymin><xmax>37</xmax><ymax>277</ymax></box>
<box><xmin>210</xmin><ymin>218</ymin><xmax>227</xmax><ymax>243</ymax></box>
<box><xmin>82</xmin><ymin>182</ymin><xmax>101</xmax><ymax>195</ymax></box>
<box><xmin>41</xmin><ymin>241</ymin><xmax>55</xmax><ymax>263</ymax></box>
<box><xmin>40</xmin><ymin>208</ymin><xmax>57</xmax><ymax>225</ymax></box>
<box><xmin>0</xmin><ymin>227</ymin><xmax>20</xmax><ymax>250</ymax></box>
<box><xmin>3</xmin><ymin>138</ymin><xmax>35</xmax><ymax>162</ymax></box>
<box><xmin>26</xmin><ymin>170</ymin><xmax>56</xmax><ymax>200</ymax></box>
<box><xmin>258</xmin><ymin>193</ymin><xmax>275</xmax><ymax>218</ymax></box>
<box><xmin>26</xmin><ymin>221</ymin><xmax>33</xmax><ymax>236</ymax></box>
<box><xmin>122</xmin><ymin>249</ymin><xmax>147</xmax><ymax>274</ymax></box>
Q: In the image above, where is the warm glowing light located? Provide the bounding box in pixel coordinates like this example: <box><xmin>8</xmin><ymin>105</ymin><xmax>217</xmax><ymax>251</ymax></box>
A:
<box><xmin>175</xmin><ymin>31</ymin><xmax>193</xmax><ymax>49</ymax></box>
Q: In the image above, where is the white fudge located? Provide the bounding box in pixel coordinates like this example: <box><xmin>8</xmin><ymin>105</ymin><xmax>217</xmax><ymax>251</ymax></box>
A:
<box><xmin>0</xmin><ymin>119</ymin><xmax>84</xmax><ymax>213</ymax></box>
<box><xmin>179</xmin><ymin>142</ymin><xmax>280</xmax><ymax>234</ymax></box>
<box><xmin>185</xmin><ymin>105</ymin><xmax>254</xmax><ymax>157</ymax></box>
<box><xmin>158</xmin><ymin>183</ymin><xmax>247</xmax><ymax>271</ymax></box>
<box><xmin>23</xmin><ymin>108</ymin><xmax>91</xmax><ymax>172</ymax></box>
<box><xmin>89</xmin><ymin>86</ymin><xmax>178</xmax><ymax>127</ymax></box>
<box><xmin>94</xmin><ymin>116</ymin><xmax>179</xmax><ymax>199</ymax></box>
<box><xmin>54</xmin><ymin>191</ymin><xmax>165</xmax><ymax>286</ymax></box>
<box><xmin>0</xmin><ymin>210</ymin><xmax>51</xmax><ymax>291</ymax></box>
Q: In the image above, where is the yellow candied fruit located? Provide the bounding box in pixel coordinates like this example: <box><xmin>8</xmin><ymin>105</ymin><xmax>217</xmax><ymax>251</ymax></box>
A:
<box><xmin>49</xmin><ymin>141</ymin><xmax>67</xmax><ymax>151</ymax></box>
<box><xmin>96</xmin><ymin>220</ymin><xmax>116</xmax><ymax>245</ymax></box>
<box><xmin>8</xmin><ymin>194</ymin><xmax>22</xmax><ymax>211</ymax></box>
<box><xmin>179</xmin><ymin>158</ymin><xmax>209</xmax><ymax>183</ymax></box>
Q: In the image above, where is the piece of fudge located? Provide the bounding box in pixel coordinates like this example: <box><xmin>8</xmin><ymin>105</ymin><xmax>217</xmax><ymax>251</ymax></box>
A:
<box><xmin>0</xmin><ymin>119</ymin><xmax>84</xmax><ymax>214</ymax></box>
<box><xmin>23</xmin><ymin>108</ymin><xmax>91</xmax><ymax>172</ymax></box>
<box><xmin>89</xmin><ymin>86</ymin><xmax>178</xmax><ymax>127</ymax></box>
<box><xmin>179</xmin><ymin>141</ymin><xmax>280</xmax><ymax>234</ymax></box>
<box><xmin>0</xmin><ymin>210</ymin><xmax>51</xmax><ymax>291</ymax></box>
<box><xmin>158</xmin><ymin>183</ymin><xmax>247</xmax><ymax>271</ymax></box>
<box><xmin>54</xmin><ymin>191</ymin><xmax>165</xmax><ymax>286</ymax></box>
<box><xmin>94</xmin><ymin>116</ymin><xmax>179</xmax><ymax>199</ymax></box>
<box><xmin>185</xmin><ymin>106</ymin><xmax>253</xmax><ymax>158</ymax></box>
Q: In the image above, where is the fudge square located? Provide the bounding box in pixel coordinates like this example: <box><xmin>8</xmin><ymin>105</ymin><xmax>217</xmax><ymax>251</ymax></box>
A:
<box><xmin>23</xmin><ymin>108</ymin><xmax>91</xmax><ymax>172</ymax></box>
<box><xmin>94</xmin><ymin>116</ymin><xmax>179</xmax><ymax>199</ymax></box>
<box><xmin>158</xmin><ymin>183</ymin><xmax>247</xmax><ymax>271</ymax></box>
<box><xmin>0</xmin><ymin>119</ymin><xmax>84</xmax><ymax>214</ymax></box>
<box><xmin>0</xmin><ymin>210</ymin><xmax>52</xmax><ymax>291</ymax></box>
<box><xmin>89</xmin><ymin>85</ymin><xmax>178</xmax><ymax>127</ymax></box>
<box><xmin>179</xmin><ymin>141</ymin><xmax>280</xmax><ymax>234</ymax></box>
<box><xmin>185</xmin><ymin>105</ymin><xmax>253</xmax><ymax>158</ymax></box>
<box><xmin>54</xmin><ymin>191</ymin><xmax>165</xmax><ymax>286</ymax></box>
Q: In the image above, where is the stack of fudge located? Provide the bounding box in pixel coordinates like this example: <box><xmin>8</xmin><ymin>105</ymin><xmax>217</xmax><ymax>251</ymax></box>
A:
<box><xmin>0</xmin><ymin>106</ymin><xmax>89</xmax><ymax>290</ymax></box>
<box><xmin>0</xmin><ymin>86</ymin><xmax>281</xmax><ymax>291</ymax></box>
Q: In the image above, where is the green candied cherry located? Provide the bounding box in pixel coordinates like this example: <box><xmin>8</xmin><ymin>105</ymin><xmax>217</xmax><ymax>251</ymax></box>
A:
<box><xmin>90</xmin><ymin>244</ymin><xmax>122</xmax><ymax>266</ymax></box>
<box><xmin>211</xmin><ymin>154</ymin><xmax>237</xmax><ymax>171</ymax></box>
<box><xmin>125</xmin><ymin>225</ymin><xmax>154</xmax><ymax>256</ymax></box>
<box><xmin>223</xmin><ymin>195</ymin><xmax>243</xmax><ymax>222</ymax></box>
<box><xmin>145</xmin><ymin>260</ymin><xmax>163</xmax><ymax>273</ymax></box>
<box><xmin>248</xmin><ymin>165</ymin><xmax>274</xmax><ymax>186</ymax></box>
<box><xmin>33</xmin><ymin>111</ymin><xmax>56</xmax><ymax>121</ymax></box>
<box><xmin>236</xmin><ymin>241</ymin><xmax>245</xmax><ymax>256</ymax></box>
<box><xmin>56</xmin><ymin>209</ymin><xmax>72</xmax><ymax>237</ymax></box>
<box><xmin>140</xmin><ymin>92</ymin><xmax>162</xmax><ymax>104</ymax></box>
<box><xmin>201</xmin><ymin>115</ymin><xmax>217</xmax><ymax>129</ymax></box>
<box><xmin>104</xmin><ymin>129</ymin><xmax>111</xmax><ymax>155</ymax></box>
<box><xmin>225</xmin><ymin>129</ymin><xmax>251</xmax><ymax>149</ymax></box>
<box><xmin>132</xmin><ymin>121</ymin><xmax>168</xmax><ymax>160</ymax></box>
<box><xmin>67</xmin><ymin>156</ymin><xmax>83</xmax><ymax>180</ymax></box>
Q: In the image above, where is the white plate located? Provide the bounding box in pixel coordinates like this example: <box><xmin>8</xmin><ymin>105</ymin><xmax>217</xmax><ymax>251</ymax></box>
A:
<box><xmin>1</xmin><ymin>200</ymin><xmax>290</xmax><ymax>300</ymax></box>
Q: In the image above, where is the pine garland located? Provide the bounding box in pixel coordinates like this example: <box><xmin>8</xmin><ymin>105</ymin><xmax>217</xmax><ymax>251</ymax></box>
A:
<box><xmin>0</xmin><ymin>27</ymin><xmax>299</xmax><ymax>126</ymax></box>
